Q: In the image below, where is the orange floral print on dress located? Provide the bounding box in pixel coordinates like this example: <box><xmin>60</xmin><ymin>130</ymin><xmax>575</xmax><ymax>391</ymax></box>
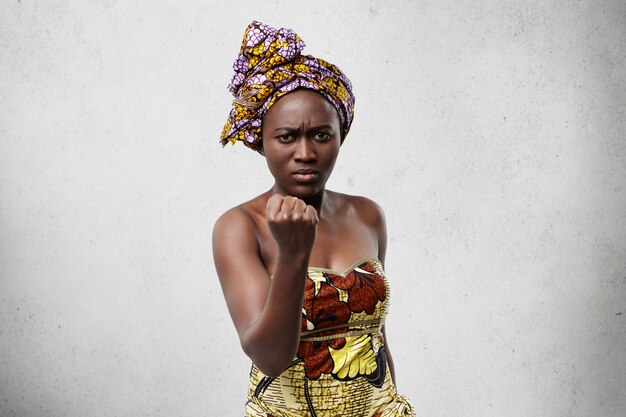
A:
<box><xmin>329</xmin><ymin>265</ymin><xmax>387</xmax><ymax>315</ymax></box>
<box><xmin>296</xmin><ymin>278</ymin><xmax>351</xmax><ymax>380</ymax></box>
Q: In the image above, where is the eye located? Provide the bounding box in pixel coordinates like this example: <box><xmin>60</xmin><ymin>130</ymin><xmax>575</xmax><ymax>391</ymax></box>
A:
<box><xmin>276</xmin><ymin>133</ymin><xmax>294</xmax><ymax>143</ymax></box>
<box><xmin>313</xmin><ymin>131</ymin><xmax>331</xmax><ymax>142</ymax></box>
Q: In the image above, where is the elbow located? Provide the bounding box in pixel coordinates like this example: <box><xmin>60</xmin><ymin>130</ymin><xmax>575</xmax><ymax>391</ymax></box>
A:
<box><xmin>253</xmin><ymin>362</ymin><xmax>289</xmax><ymax>379</ymax></box>
<box><xmin>241</xmin><ymin>335</ymin><xmax>296</xmax><ymax>378</ymax></box>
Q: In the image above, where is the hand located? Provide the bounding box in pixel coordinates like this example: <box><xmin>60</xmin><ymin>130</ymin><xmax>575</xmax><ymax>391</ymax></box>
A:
<box><xmin>266</xmin><ymin>194</ymin><xmax>319</xmax><ymax>255</ymax></box>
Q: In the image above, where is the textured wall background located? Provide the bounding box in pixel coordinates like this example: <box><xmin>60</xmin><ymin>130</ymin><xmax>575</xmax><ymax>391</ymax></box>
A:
<box><xmin>1</xmin><ymin>1</ymin><xmax>625</xmax><ymax>416</ymax></box>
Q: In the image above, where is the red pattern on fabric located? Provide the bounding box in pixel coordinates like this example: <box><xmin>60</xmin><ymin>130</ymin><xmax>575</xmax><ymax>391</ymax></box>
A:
<box><xmin>329</xmin><ymin>264</ymin><xmax>386</xmax><ymax>315</ymax></box>
<box><xmin>297</xmin><ymin>278</ymin><xmax>350</xmax><ymax>380</ymax></box>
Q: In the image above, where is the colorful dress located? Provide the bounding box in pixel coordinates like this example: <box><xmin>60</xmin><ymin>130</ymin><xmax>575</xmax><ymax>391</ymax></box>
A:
<box><xmin>245</xmin><ymin>259</ymin><xmax>415</xmax><ymax>417</ymax></box>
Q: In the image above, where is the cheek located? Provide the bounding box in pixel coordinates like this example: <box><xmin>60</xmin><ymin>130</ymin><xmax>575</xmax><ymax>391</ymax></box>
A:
<box><xmin>328</xmin><ymin>137</ymin><xmax>341</xmax><ymax>159</ymax></box>
<box><xmin>264</xmin><ymin>150</ymin><xmax>286</xmax><ymax>179</ymax></box>
<box><xmin>329</xmin><ymin>154</ymin><xmax>340</xmax><ymax>172</ymax></box>
<box><xmin>321</xmin><ymin>145</ymin><xmax>340</xmax><ymax>172</ymax></box>
<box><xmin>264</xmin><ymin>155</ymin><xmax>277</xmax><ymax>177</ymax></box>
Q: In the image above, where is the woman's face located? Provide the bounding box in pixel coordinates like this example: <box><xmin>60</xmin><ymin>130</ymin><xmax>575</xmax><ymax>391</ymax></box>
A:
<box><xmin>262</xmin><ymin>89</ymin><xmax>342</xmax><ymax>200</ymax></box>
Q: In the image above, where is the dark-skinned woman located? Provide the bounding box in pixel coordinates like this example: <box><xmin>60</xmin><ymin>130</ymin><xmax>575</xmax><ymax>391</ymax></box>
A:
<box><xmin>213</xmin><ymin>21</ymin><xmax>415</xmax><ymax>417</ymax></box>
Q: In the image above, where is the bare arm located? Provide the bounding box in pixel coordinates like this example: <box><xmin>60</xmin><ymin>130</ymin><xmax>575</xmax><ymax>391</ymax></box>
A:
<box><xmin>213</xmin><ymin>195</ymin><xmax>318</xmax><ymax>377</ymax></box>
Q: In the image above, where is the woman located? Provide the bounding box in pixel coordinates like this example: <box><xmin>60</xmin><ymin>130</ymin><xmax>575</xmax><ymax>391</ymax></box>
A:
<box><xmin>214</xmin><ymin>21</ymin><xmax>415</xmax><ymax>416</ymax></box>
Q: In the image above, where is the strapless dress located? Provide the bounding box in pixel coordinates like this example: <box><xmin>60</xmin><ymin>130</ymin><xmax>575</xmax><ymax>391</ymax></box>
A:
<box><xmin>245</xmin><ymin>258</ymin><xmax>415</xmax><ymax>417</ymax></box>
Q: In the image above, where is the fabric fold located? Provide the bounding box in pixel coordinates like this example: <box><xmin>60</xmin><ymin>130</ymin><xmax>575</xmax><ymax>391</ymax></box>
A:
<box><xmin>220</xmin><ymin>21</ymin><xmax>355</xmax><ymax>153</ymax></box>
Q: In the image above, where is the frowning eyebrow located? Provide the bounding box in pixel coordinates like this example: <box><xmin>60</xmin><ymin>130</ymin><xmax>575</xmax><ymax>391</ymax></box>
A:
<box><xmin>272</xmin><ymin>125</ymin><xmax>334</xmax><ymax>132</ymax></box>
<box><xmin>272</xmin><ymin>126</ymin><xmax>298</xmax><ymax>132</ymax></box>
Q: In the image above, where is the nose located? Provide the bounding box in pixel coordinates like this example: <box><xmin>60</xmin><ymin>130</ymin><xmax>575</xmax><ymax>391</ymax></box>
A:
<box><xmin>293</xmin><ymin>137</ymin><xmax>316</xmax><ymax>162</ymax></box>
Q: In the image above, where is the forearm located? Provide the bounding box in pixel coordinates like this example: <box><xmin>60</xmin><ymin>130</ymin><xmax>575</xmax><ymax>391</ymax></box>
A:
<box><xmin>240</xmin><ymin>251</ymin><xmax>309</xmax><ymax>376</ymax></box>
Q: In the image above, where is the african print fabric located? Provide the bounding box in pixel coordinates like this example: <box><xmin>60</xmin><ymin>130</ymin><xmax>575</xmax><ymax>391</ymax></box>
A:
<box><xmin>245</xmin><ymin>259</ymin><xmax>415</xmax><ymax>417</ymax></box>
<box><xmin>220</xmin><ymin>21</ymin><xmax>355</xmax><ymax>153</ymax></box>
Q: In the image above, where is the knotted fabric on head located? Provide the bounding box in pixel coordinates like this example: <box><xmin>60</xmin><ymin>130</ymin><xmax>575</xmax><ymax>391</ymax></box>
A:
<box><xmin>220</xmin><ymin>21</ymin><xmax>355</xmax><ymax>153</ymax></box>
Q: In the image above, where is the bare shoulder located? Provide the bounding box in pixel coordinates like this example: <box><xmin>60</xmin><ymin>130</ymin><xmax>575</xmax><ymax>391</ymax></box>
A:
<box><xmin>330</xmin><ymin>190</ymin><xmax>386</xmax><ymax>227</ymax></box>
<box><xmin>213</xmin><ymin>194</ymin><xmax>266</xmax><ymax>236</ymax></box>
<box><xmin>213</xmin><ymin>203</ymin><xmax>256</xmax><ymax>240</ymax></box>
<box><xmin>328</xmin><ymin>190</ymin><xmax>388</xmax><ymax>263</ymax></box>
<box><xmin>212</xmin><ymin>194</ymin><xmax>269</xmax><ymax>270</ymax></box>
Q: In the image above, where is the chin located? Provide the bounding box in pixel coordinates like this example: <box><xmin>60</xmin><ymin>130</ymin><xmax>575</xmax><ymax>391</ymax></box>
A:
<box><xmin>285</xmin><ymin>183</ymin><xmax>325</xmax><ymax>199</ymax></box>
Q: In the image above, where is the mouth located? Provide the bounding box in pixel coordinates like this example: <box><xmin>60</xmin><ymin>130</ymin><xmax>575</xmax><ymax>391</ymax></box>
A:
<box><xmin>292</xmin><ymin>169</ymin><xmax>320</xmax><ymax>183</ymax></box>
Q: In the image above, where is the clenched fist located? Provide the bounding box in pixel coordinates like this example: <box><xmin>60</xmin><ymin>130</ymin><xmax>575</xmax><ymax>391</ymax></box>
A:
<box><xmin>266</xmin><ymin>194</ymin><xmax>319</xmax><ymax>254</ymax></box>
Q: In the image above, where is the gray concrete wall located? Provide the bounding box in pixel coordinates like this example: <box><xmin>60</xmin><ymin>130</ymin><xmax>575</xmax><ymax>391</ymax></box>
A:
<box><xmin>1</xmin><ymin>1</ymin><xmax>625</xmax><ymax>416</ymax></box>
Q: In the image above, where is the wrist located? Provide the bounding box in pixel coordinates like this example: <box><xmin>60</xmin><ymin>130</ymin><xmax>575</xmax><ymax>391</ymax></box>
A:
<box><xmin>276</xmin><ymin>248</ymin><xmax>311</xmax><ymax>270</ymax></box>
<box><xmin>271</xmin><ymin>247</ymin><xmax>312</xmax><ymax>282</ymax></box>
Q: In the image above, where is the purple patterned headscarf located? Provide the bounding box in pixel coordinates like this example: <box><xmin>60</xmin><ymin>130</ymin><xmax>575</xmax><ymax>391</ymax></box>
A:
<box><xmin>220</xmin><ymin>21</ymin><xmax>355</xmax><ymax>153</ymax></box>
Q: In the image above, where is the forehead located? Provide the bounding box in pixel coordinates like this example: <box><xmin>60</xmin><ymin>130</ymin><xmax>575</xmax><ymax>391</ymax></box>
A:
<box><xmin>263</xmin><ymin>89</ymin><xmax>340</xmax><ymax>126</ymax></box>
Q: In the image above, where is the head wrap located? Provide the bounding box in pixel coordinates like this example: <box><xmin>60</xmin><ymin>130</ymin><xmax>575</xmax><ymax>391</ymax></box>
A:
<box><xmin>220</xmin><ymin>21</ymin><xmax>355</xmax><ymax>153</ymax></box>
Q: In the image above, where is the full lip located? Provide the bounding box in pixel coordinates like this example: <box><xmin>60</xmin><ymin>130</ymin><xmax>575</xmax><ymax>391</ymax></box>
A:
<box><xmin>291</xmin><ymin>168</ymin><xmax>320</xmax><ymax>183</ymax></box>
